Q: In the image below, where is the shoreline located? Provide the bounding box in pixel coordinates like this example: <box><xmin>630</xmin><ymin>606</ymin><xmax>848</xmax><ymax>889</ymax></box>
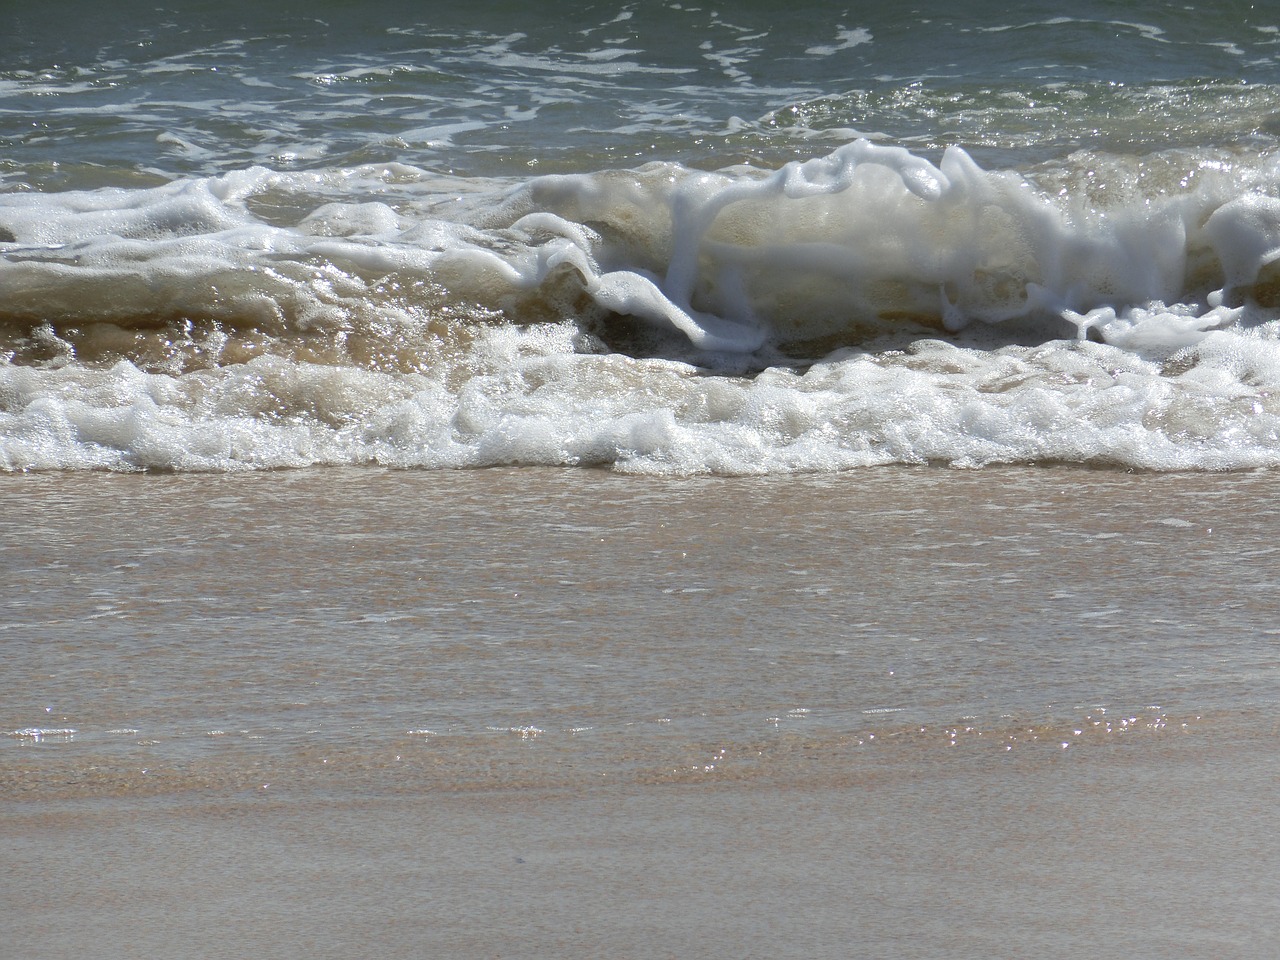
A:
<box><xmin>7</xmin><ymin>721</ymin><xmax>1277</xmax><ymax>960</ymax></box>
<box><xmin>5</xmin><ymin>464</ymin><xmax>1279</xmax><ymax>958</ymax></box>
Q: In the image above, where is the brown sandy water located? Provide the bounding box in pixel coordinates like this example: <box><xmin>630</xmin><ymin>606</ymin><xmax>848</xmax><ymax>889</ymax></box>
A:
<box><xmin>3</xmin><ymin>466</ymin><xmax>1279</xmax><ymax>958</ymax></box>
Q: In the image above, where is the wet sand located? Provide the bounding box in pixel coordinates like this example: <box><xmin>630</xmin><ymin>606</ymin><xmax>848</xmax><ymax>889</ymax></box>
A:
<box><xmin>4</xmin><ymin>466</ymin><xmax>1280</xmax><ymax>958</ymax></box>
<box><xmin>7</xmin><ymin>731</ymin><xmax>1279</xmax><ymax>959</ymax></box>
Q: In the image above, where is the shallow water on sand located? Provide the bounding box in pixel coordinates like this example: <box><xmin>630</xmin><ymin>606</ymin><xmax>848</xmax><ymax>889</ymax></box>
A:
<box><xmin>3</xmin><ymin>466</ymin><xmax>1279</xmax><ymax>958</ymax></box>
<box><xmin>4</xmin><ymin>465</ymin><xmax>1279</xmax><ymax>782</ymax></box>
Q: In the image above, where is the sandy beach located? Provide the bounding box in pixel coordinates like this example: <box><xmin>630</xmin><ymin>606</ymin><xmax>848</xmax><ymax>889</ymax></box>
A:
<box><xmin>4</xmin><ymin>466</ymin><xmax>1279</xmax><ymax>958</ymax></box>
<box><xmin>7</xmin><ymin>721</ymin><xmax>1278</xmax><ymax>959</ymax></box>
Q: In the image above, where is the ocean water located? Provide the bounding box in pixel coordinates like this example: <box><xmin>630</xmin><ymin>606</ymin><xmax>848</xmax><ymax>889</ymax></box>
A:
<box><xmin>5</xmin><ymin>6</ymin><xmax>1280</xmax><ymax>958</ymax></box>
<box><xmin>5</xmin><ymin>1</ymin><xmax>1280</xmax><ymax>472</ymax></box>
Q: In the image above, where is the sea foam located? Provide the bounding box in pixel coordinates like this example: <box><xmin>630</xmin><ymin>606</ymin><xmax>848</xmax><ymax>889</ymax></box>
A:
<box><xmin>4</xmin><ymin>142</ymin><xmax>1280</xmax><ymax>473</ymax></box>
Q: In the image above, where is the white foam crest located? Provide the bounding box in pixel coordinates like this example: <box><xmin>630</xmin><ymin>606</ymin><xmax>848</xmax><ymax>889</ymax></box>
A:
<box><xmin>5</xmin><ymin>144</ymin><xmax>1280</xmax><ymax>357</ymax></box>
<box><xmin>444</xmin><ymin>143</ymin><xmax>1265</xmax><ymax>356</ymax></box>
<box><xmin>1090</xmin><ymin>302</ymin><xmax>1245</xmax><ymax>352</ymax></box>
<box><xmin>6</xmin><ymin>145</ymin><xmax>1280</xmax><ymax>480</ymax></box>
<box><xmin>393</xmin><ymin>121</ymin><xmax>491</xmax><ymax>148</ymax></box>
<box><xmin>1202</xmin><ymin>194</ymin><xmax>1280</xmax><ymax>294</ymax></box>
<box><xmin>450</xmin><ymin>33</ymin><xmax>697</xmax><ymax>77</ymax></box>
<box><xmin>7</xmin><ymin>320</ymin><xmax>1280</xmax><ymax>474</ymax></box>
<box><xmin>674</xmin><ymin>143</ymin><xmax>1280</xmax><ymax>348</ymax></box>
<box><xmin>805</xmin><ymin>26</ymin><xmax>874</xmax><ymax>57</ymax></box>
<box><xmin>0</xmin><ymin>175</ymin><xmax>252</xmax><ymax>247</ymax></box>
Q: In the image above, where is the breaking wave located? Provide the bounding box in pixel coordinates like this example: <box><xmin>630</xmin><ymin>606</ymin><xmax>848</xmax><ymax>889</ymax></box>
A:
<box><xmin>4</xmin><ymin>140</ymin><xmax>1280</xmax><ymax>472</ymax></box>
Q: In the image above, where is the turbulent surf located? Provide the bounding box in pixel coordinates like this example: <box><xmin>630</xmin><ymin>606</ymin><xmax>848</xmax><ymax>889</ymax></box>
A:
<box><xmin>5</xmin><ymin>1</ymin><xmax>1280</xmax><ymax>472</ymax></box>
